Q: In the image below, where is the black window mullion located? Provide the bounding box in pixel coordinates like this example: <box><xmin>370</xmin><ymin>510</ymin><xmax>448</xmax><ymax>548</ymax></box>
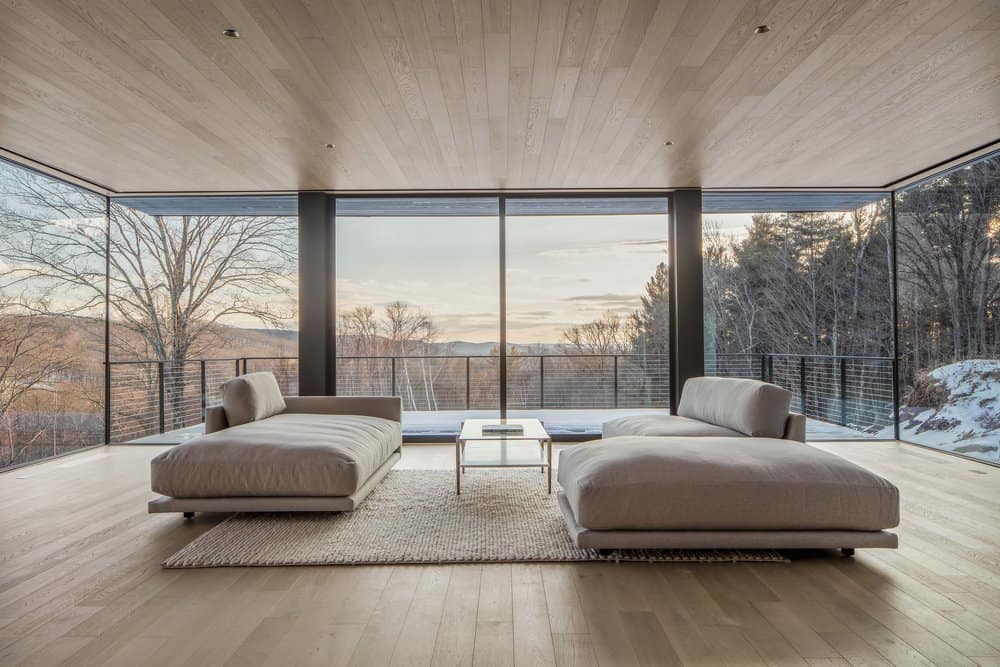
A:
<box><xmin>499</xmin><ymin>194</ymin><xmax>507</xmax><ymax>419</ymax></box>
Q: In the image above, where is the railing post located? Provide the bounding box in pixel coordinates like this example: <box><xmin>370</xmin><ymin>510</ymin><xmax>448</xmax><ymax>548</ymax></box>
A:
<box><xmin>539</xmin><ymin>356</ymin><xmax>545</xmax><ymax>409</ymax></box>
<box><xmin>892</xmin><ymin>357</ymin><xmax>900</xmax><ymax>440</ymax></box>
<box><xmin>200</xmin><ymin>360</ymin><xmax>207</xmax><ymax>420</ymax></box>
<box><xmin>104</xmin><ymin>362</ymin><xmax>111</xmax><ymax>445</ymax></box>
<box><xmin>839</xmin><ymin>357</ymin><xmax>847</xmax><ymax>426</ymax></box>
<box><xmin>235</xmin><ymin>359</ymin><xmax>240</xmax><ymax>377</ymax></box>
<box><xmin>158</xmin><ymin>361</ymin><xmax>165</xmax><ymax>434</ymax></box>
<box><xmin>768</xmin><ymin>354</ymin><xmax>774</xmax><ymax>383</ymax></box>
<box><xmin>613</xmin><ymin>355</ymin><xmax>619</xmax><ymax>408</ymax></box>
<box><xmin>242</xmin><ymin>358</ymin><xmax>248</xmax><ymax>375</ymax></box>
<box><xmin>759</xmin><ymin>354</ymin><xmax>767</xmax><ymax>382</ymax></box>
<box><xmin>391</xmin><ymin>357</ymin><xmax>397</xmax><ymax>396</ymax></box>
<box><xmin>465</xmin><ymin>356</ymin><xmax>471</xmax><ymax>409</ymax></box>
<box><xmin>799</xmin><ymin>356</ymin><xmax>807</xmax><ymax>413</ymax></box>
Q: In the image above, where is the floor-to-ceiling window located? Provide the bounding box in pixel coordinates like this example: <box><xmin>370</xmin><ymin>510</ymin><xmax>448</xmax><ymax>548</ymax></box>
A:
<box><xmin>702</xmin><ymin>192</ymin><xmax>895</xmax><ymax>440</ymax></box>
<box><xmin>504</xmin><ymin>197</ymin><xmax>671</xmax><ymax>435</ymax></box>
<box><xmin>0</xmin><ymin>158</ymin><xmax>106</xmax><ymax>469</ymax></box>
<box><xmin>107</xmin><ymin>196</ymin><xmax>298</xmax><ymax>442</ymax></box>
<box><xmin>335</xmin><ymin>197</ymin><xmax>500</xmax><ymax>436</ymax></box>
<box><xmin>895</xmin><ymin>152</ymin><xmax>1000</xmax><ymax>463</ymax></box>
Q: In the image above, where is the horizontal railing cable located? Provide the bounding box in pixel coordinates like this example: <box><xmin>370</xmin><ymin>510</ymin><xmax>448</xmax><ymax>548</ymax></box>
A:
<box><xmin>108</xmin><ymin>352</ymin><xmax>891</xmax><ymax>441</ymax></box>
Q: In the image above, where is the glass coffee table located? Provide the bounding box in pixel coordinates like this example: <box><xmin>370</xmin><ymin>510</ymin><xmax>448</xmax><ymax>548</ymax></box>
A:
<box><xmin>455</xmin><ymin>418</ymin><xmax>552</xmax><ymax>494</ymax></box>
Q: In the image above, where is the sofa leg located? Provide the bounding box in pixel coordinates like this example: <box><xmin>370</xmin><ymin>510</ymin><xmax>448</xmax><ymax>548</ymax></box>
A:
<box><xmin>183</xmin><ymin>512</ymin><xmax>194</xmax><ymax>519</ymax></box>
<box><xmin>840</xmin><ymin>548</ymin><xmax>855</xmax><ymax>557</ymax></box>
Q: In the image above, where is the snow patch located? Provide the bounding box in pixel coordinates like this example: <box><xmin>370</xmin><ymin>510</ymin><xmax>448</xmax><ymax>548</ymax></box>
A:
<box><xmin>883</xmin><ymin>359</ymin><xmax>1000</xmax><ymax>462</ymax></box>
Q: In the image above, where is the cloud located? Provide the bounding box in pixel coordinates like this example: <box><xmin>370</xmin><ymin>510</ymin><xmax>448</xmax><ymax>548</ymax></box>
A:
<box><xmin>536</xmin><ymin>238</ymin><xmax>667</xmax><ymax>258</ymax></box>
<box><xmin>509</xmin><ymin>310</ymin><xmax>553</xmax><ymax>320</ymax></box>
<box><xmin>621</xmin><ymin>238</ymin><xmax>667</xmax><ymax>247</ymax></box>
<box><xmin>564</xmin><ymin>293</ymin><xmax>639</xmax><ymax>305</ymax></box>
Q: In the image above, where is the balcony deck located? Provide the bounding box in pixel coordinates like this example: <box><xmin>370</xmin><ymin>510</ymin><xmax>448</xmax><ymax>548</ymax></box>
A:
<box><xmin>125</xmin><ymin>408</ymin><xmax>875</xmax><ymax>445</ymax></box>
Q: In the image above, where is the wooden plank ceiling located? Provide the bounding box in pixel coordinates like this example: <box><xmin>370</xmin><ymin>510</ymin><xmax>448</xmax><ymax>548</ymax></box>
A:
<box><xmin>0</xmin><ymin>0</ymin><xmax>997</xmax><ymax>193</ymax></box>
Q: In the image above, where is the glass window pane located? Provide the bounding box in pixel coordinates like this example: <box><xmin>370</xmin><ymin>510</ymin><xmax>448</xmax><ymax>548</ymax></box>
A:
<box><xmin>895</xmin><ymin>153</ymin><xmax>1000</xmax><ymax>463</ymax></box>
<box><xmin>107</xmin><ymin>197</ymin><xmax>298</xmax><ymax>442</ymax></box>
<box><xmin>505</xmin><ymin>196</ymin><xmax>670</xmax><ymax>435</ymax></box>
<box><xmin>702</xmin><ymin>192</ymin><xmax>895</xmax><ymax>440</ymax></box>
<box><xmin>0</xmin><ymin>158</ymin><xmax>106</xmax><ymax>469</ymax></box>
<box><xmin>335</xmin><ymin>197</ymin><xmax>500</xmax><ymax>435</ymax></box>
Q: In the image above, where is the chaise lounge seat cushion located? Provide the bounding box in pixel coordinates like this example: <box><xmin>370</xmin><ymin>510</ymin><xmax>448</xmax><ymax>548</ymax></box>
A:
<box><xmin>602</xmin><ymin>414</ymin><xmax>743</xmax><ymax>438</ymax></box>
<box><xmin>558</xmin><ymin>436</ymin><xmax>899</xmax><ymax>532</ymax></box>
<box><xmin>150</xmin><ymin>413</ymin><xmax>402</xmax><ymax>498</ymax></box>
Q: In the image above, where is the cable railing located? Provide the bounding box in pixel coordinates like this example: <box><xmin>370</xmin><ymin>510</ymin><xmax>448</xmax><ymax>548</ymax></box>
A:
<box><xmin>706</xmin><ymin>352</ymin><xmax>895</xmax><ymax>435</ymax></box>
<box><xmin>334</xmin><ymin>354</ymin><xmax>671</xmax><ymax>412</ymax></box>
<box><xmin>107</xmin><ymin>356</ymin><xmax>297</xmax><ymax>442</ymax></box>
<box><xmin>107</xmin><ymin>351</ymin><xmax>893</xmax><ymax>442</ymax></box>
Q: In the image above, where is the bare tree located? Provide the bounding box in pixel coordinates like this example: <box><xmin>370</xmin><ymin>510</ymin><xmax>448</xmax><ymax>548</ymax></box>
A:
<box><xmin>562</xmin><ymin>311</ymin><xmax>632</xmax><ymax>355</ymax></box>
<box><xmin>1</xmin><ymin>171</ymin><xmax>296</xmax><ymax>359</ymax></box>
<box><xmin>0</xmin><ymin>297</ymin><xmax>71</xmax><ymax>466</ymax></box>
<box><xmin>896</xmin><ymin>159</ymin><xmax>1000</xmax><ymax>363</ymax></box>
<box><xmin>335</xmin><ymin>301</ymin><xmax>442</xmax><ymax>410</ymax></box>
<box><xmin>338</xmin><ymin>305</ymin><xmax>385</xmax><ymax>394</ymax></box>
<box><xmin>0</xmin><ymin>168</ymin><xmax>297</xmax><ymax>428</ymax></box>
<box><xmin>382</xmin><ymin>301</ymin><xmax>438</xmax><ymax>409</ymax></box>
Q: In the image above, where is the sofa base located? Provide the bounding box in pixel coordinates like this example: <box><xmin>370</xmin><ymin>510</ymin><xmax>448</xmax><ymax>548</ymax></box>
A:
<box><xmin>558</xmin><ymin>492</ymin><xmax>898</xmax><ymax>551</ymax></box>
<box><xmin>148</xmin><ymin>450</ymin><xmax>400</xmax><ymax>515</ymax></box>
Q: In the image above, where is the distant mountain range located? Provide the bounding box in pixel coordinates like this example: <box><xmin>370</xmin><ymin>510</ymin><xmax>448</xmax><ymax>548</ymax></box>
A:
<box><xmin>427</xmin><ymin>341</ymin><xmax>571</xmax><ymax>355</ymax></box>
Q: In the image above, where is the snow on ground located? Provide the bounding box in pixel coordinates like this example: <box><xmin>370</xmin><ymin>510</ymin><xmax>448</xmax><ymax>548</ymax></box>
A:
<box><xmin>877</xmin><ymin>359</ymin><xmax>999</xmax><ymax>463</ymax></box>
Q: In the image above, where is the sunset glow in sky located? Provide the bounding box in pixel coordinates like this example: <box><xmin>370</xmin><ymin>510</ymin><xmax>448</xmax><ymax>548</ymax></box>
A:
<box><xmin>336</xmin><ymin>213</ymin><xmax>670</xmax><ymax>344</ymax></box>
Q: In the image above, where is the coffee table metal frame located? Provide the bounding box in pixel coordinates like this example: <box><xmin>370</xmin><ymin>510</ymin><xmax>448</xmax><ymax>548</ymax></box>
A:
<box><xmin>455</xmin><ymin>418</ymin><xmax>552</xmax><ymax>495</ymax></box>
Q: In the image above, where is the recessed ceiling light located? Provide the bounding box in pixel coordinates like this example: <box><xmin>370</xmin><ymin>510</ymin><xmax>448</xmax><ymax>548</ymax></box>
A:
<box><xmin>753</xmin><ymin>25</ymin><xmax>771</xmax><ymax>34</ymax></box>
<box><xmin>663</xmin><ymin>141</ymin><xmax>674</xmax><ymax>147</ymax></box>
<box><xmin>222</xmin><ymin>28</ymin><xmax>240</xmax><ymax>38</ymax></box>
<box><xmin>324</xmin><ymin>143</ymin><xmax>336</xmax><ymax>149</ymax></box>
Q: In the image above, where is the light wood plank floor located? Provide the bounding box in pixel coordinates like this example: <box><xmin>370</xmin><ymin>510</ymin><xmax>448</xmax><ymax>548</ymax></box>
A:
<box><xmin>1</xmin><ymin>442</ymin><xmax>998</xmax><ymax>666</ymax></box>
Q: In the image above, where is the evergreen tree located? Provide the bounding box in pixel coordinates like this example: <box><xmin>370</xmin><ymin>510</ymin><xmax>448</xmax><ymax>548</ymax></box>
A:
<box><xmin>633</xmin><ymin>261</ymin><xmax>670</xmax><ymax>359</ymax></box>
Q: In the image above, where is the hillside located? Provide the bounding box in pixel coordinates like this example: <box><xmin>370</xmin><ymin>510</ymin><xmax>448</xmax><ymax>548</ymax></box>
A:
<box><xmin>1</xmin><ymin>312</ymin><xmax>298</xmax><ymax>359</ymax></box>
<box><xmin>884</xmin><ymin>359</ymin><xmax>1000</xmax><ymax>462</ymax></box>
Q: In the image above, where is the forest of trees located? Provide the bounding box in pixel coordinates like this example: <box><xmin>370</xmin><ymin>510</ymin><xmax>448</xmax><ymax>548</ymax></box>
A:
<box><xmin>701</xmin><ymin>202</ymin><xmax>897</xmax><ymax>433</ymax></box>
<box><xmin>701</xmin><ymin>154</ymin><xmax>999</xmax><ymax>447</ymax></box>
<box><xmin>896</xmin><ymin>156</ymin><xmax>1000</xmax><ymax>385</ymax></box>
<box><xmin>703</xmin><ymin>204</ymin><xmax>893</xmax><ymax>360</ymax></box>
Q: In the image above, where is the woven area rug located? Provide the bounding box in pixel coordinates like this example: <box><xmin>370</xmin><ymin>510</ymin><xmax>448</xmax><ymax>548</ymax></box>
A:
<box><xmin>162</xmin><ymin>470</ymin><xmax>787</xmax><ymax>568</ymax></box>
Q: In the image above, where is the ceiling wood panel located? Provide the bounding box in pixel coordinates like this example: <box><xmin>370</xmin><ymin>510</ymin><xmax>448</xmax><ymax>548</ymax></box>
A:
<box><xmin>0</xmin><ymin>0</ymin><xmax>997</xmax><ymax>192</ymax></box>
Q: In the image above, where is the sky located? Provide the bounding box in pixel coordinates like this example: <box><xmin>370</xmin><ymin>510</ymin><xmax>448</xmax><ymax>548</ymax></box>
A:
<box><xmin>704</xmin><ymin>213</ymin><xmax>755</xmax><ymax>240</ymax></box>
<box><xmin>336</xmin><ymin>214</ymin><xmax>672</xmax><ymax>344</ymax></box>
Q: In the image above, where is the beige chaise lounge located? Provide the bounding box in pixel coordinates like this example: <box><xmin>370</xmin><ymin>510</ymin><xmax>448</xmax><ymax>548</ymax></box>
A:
<box><xmin>603</xmin><ymin>376</ymin><xmax>806</xmax><ymax>442</ymax></box>
<box><xmin>148</xmin><ymin>373</ymin><xmax>402</xmax><ymax>517</ymax></box>
<box><xmin>560</xmin><ymin>377</ymin><xmax>899</xmax><ymax>554</ymax></box>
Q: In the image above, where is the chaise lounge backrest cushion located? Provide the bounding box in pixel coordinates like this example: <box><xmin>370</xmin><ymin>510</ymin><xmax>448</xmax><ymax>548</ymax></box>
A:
<box><xmin>220</xmin><ymin>372</ymin><xmax>287</xmax><ymax>427</ymax></box>
<box><xmin>677</xmin><ymin>377</ymin><xmax>792</xmax><ymax>438</ymax></box>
